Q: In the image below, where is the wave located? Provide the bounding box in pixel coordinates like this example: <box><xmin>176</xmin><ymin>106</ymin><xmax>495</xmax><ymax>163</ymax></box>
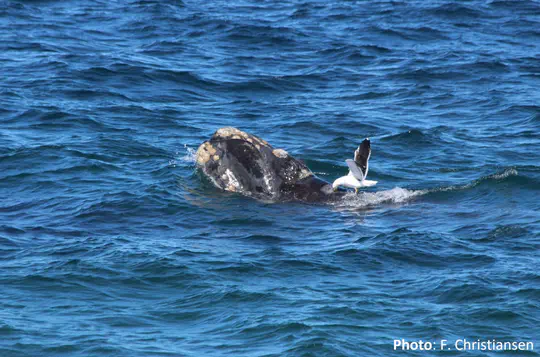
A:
<box><xmin>224</xmin><ymin>24</ymin><xmax>302</xmax><ymax>47</ymax></box>
<box><xmin>378</xmin><ymin>127</ymin><xmax>455</xmax><ymax>149</ymax></box>
<box><xmin>431</xmin><ymin>168</ymin><xmax>519</xmax><ymax>193</ymax></box>
<box><xmin>427</xmin><ymin>3</ymin><xmax>484</xmax><ymax>19</ymax></box>
<box><xmin>475</xmin><ymin>225</ymin><xmax>532</xmax><ymax>243</ymax></box>
<box><xmin>334</xmin><ymin>168</ymin><xmax>521</xmax><ymax>209</ymax></box>
<box><xmin>315</xmin><ymin>45</ymin><xmax>376</xmax><ymax>64</ymax></box>
<box><xmin>488</xmin><ymin>0</ymin><xmax>540</xmax><ymax>12</ymax></box>
<box><xmin>130</xmin><ymin>0</ymin><xmax>185</xmax><ymax>7</ymax></box>
<box><xmin>457</xmin><ymin>60</ymin><xmax>510</xmax><ymax>73</ymax></box>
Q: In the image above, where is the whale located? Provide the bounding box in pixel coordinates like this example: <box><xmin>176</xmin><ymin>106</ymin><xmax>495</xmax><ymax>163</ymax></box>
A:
<box><xmin>195</xmin><ymin>127</ymin><xmax>374</xmax><ymax>202</ymax></box>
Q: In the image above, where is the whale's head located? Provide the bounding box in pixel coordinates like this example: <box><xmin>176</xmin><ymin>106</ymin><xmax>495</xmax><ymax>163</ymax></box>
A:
<box><xmin>354</xmin><ymin>138</ymin><xmax>371</xmax><ymax>178</ymax></box>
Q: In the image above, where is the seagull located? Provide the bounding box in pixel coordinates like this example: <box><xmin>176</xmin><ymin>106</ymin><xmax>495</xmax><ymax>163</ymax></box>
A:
<box><xmin>332</xmin><ymin>138</ymin><xmax>377</xmax><ymax>193</ymax></box>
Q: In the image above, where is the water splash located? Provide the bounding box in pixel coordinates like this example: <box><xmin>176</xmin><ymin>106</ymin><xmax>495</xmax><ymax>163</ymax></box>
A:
<box><xmin>169</xmin><ymin>145</ymin><xmax>197</xmax><ymax>168</ymax></box>
<box><xmin>335</xmin><ymin>187</ymin><xmax>427</xmax><ymax>209</ymax></box>
<box><xmin>182</xmin><ymin>145</ymin><xmax>197</xmax><ymax>163</ymax></box>
<box><xmin>174</xmin><ymin>144</ymin><xmax>197</xmax><ymax>164</ymax></box>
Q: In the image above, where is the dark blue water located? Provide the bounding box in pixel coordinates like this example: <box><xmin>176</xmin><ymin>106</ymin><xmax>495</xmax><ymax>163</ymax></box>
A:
<box><xmin>1</xmin><ymin>0</ymin><xmax>539</xmax><ymax>356</ymax></box>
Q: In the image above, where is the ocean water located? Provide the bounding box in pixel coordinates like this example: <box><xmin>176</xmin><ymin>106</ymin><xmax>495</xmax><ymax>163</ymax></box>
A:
<box><xmin>1</xmin><ymin>0</ymin><xmax>539</xmax><ymax>356</ymax></box>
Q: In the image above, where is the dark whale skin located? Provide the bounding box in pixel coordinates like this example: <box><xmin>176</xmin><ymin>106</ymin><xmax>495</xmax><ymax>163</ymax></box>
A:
<box><xmin>196</xmin><ymin>127</ymin><xmax>342</xmax><ymax>202</ymax></box>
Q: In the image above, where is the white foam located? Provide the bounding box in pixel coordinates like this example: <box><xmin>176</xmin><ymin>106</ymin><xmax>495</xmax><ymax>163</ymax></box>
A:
<box><xmin>335</xmin><ymin>187</ymin><xmax>427</xmax><ymax>209</ymax></box>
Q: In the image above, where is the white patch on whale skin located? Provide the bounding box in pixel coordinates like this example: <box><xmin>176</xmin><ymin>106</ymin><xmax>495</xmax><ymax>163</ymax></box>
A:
<box><xmin>321</xmin><ymin>185</ymin><xmax>334</xmax><ymax>195</ymax></box>
<box><xmin>224</xmin><ymin>169</ymin><xmax>241</xmax><ymax>191</ymax></box>
<box><xmin>298</xmin><ymin>168</ymin><xmax>312</xmax><ymax>180</ymax></box>
<box><xmin>263</xmin><ymin>172</ymin><xmax>274</xmax><ymax>193</ymax></box>
<box><xmin>215</xmin><ymin>127</ymin><xmax>246</xmax><ymax>139</ymax></box>
<box><xmin>272</xmin><ymin>149</ymin><xmax>288</xmax><ymax>158</ymax></box>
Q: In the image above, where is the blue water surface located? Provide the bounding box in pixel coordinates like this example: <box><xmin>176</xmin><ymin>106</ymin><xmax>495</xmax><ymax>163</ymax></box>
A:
<box><xmin>1</xmin><ymin>0</ymin><xmax>539</xmax><ymax>356</ymax></box>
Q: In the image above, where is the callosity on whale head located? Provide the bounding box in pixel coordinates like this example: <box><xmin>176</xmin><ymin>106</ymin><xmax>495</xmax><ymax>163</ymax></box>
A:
<box><xmin>195</xmin><ymin>127</ymin><xmax>315</xmax><ymax>200</ymax></box>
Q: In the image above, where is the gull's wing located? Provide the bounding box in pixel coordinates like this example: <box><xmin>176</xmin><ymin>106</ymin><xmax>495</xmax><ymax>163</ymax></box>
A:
<box><xmin>346</xmin><ymin>159</ymin><xmax>365</xmax><ymax>181</ymax></box>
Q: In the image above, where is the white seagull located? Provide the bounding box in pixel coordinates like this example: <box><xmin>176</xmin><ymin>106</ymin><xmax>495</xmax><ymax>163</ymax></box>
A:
<box><xmin>332</xmin><ymin>138</ymin><xmax>377</xmax><ymax>193</ymax></box>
